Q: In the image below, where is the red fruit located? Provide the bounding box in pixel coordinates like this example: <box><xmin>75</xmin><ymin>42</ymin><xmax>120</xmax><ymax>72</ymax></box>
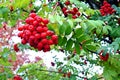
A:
<box><xmin>42</xmin><ymin>19</ymin><xmax>49</xmax><ymax>24</ymax></box>
<box><xmin>48</xmin><ymin>39</ymin><xmax>53</xmax><ymax>45</ymax></box>
<box><xmin>65</xmin><ymin>0</ymin><xmax>70</xmax><ymax>5</ymax></box>
<box><xmin>24</xmin><ymin>30</ymin><xmax>31</xmax><ymax>36</ymax></box>
<box><xmin>13</xmin><ymin>75</ymin><xmax>23</xmax><ymax>80</ymax></box>
<box><xmin>99</xmin><ymin>50</ymin><xmax>109</xmax><ymax>61</ymax></box>
<box><xmin>67</xmin><ymin>72</ymin><xmax>71</xmax><ymax>78</ymax></box>
<box><xmin>46</xmin><ymin>30</ymin><xmax>54</xmax><ymax>36</ymax></box>
<box><xmin>41</xmin><ymin>32</ymin><xmax>47</xmax><ymax>39</ymax></box>
<box><xmin>51</xmin><ymin>35</ymin><xmax>58</xmax><ymax>44</ymax></box>
<box><xmin>25</xmin><ymin>17</ymin><xmax>34</xmax><ymax>24</ymax></box>
<box><xmin>23</xmin><ymin>24</ymin><xmax>29</xmax><ymax>30</ymax></box>
<box><xmin>41</xmin><ymin>39</ymin><xmax>48</xmax><ymax>45</ymax></box>
<box><xmin>29</xmin><ymin>35</ymin><xmax>35</xmax><ymax>40</ymax></box>
<box><xmin>51</xmin><ymin>35</ymin><xmax>58</xmax><ymax>41</ymax></box>
<box><xmin>28</xmin><ymin>25</ymin><xmax>34</xmax><ymax>31</ymax></box>
<box><xmin>62</xmin><ymin>7</ymin><xmax>67</xmax><ymax>12</ymax></box>
<box><xmin>76</xmin><ymin>12</ymin><xmax>80</xmax><ymax>16</ymax></box>
<box><xmin>73</xmin><ymin>7</ymin><xmax>78</xmax><ymax>12</ymax></box>
<box><xmin>35</xmin><ymin>33</ymin><xmax>41</xmax><ymax>39</ymax></box>
<box><xmin>32</xmin><ymin>31</ymin><xmax>37</xmax><ymax>35</ymax></box>
<box><xmin>118</xmin><ymin>18</ymin><xmax>120</xmax><ymax>25</ymax></box>
<box><xmin>29</xmin><ymin>13</ymin><xmax>36</xmax><ymax>18</ymax></box>
<box><xmin>33</xmin><ymin>21</ymin><xmax>38</xmax><ymax>26</ymax></box>
<box><xmin>43</xmin><ymin>44</ymin><xmax>50</xmax><ymax>52</ymax></box>
<box><xmin>72</xmin><ymin>15</ymin><xmax>77</xmax><ymax>19</ymax></box>
<box><xmin>18</xmin><ymin>26</ymin><xmax>23</xmax><ymax>31</ymax></box>
<box><xmin>43</xmin><ymin>27</ymin><xmax>48</xmax><ymax>32</ymax></box>
<box><xmin>36</xmin><ymin>27</ymin><xmax>43</xmax><ymax>33</ymax></box>
<box><xmin>21</xmin><ymin>39</ymin><xmax>27</xmax><ymax>45</ymax></box>
<box><xmin>14</xmin><ymin>44</ymin><xmax>19</xmax><ymax>52</ymax></box>
<box><xmin>18</xmin><ymin>32</ymin><xmax>23</xmax><ymax>38</ymax></box>
<box><xmin>34</xmin><ymin>16</ymin><xmax>42</xmax><ymax>22</ymax></box>
<box><xmin>37</xmin><ymin>42</ymin><xmax>43</xmax><ymax>50</ymax></box>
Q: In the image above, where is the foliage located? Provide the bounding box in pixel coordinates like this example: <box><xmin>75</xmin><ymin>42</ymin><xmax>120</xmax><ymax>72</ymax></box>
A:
<box><xmin>0</xmin><ymin>0</ymin><xmax>120</xmax><ymax>80</ymax></box>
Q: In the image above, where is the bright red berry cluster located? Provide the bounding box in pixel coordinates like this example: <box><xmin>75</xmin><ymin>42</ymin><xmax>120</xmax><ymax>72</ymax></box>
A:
<box><xmin>13</xmin><ymin>75</ymin><xmax>23</xmax><ymax>80</ymax></box>
<box><xmin>100</xmin><ymin>1</ymin><xmax>115</xmax><ymax>16</ymax></box>
<box><xmin>99</xmin><ymin>50</ymin><xmax>109</xmax><ymax>61</ymax></box>
<box><xmin>62</xmin><ymin>0</ymin><xmax>80</xmax><ymax>19</ymax></box>
<box><xmin>18</xmin><ymin>13</ymin><xmax>58</xmax><ymax>52</ymax></box>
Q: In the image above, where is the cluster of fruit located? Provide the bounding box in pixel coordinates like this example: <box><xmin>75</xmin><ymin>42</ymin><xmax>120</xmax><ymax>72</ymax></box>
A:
<box><xmin>62</xmin><ymin>0</ymin><xmax>80</xmax><ymax>19</ymax></box>
<box><xmin>18</xmin><ymin>13</ymin><xmax>58</xmax><ymax>52</ymax></box>
<box><xmin>13</xmin><ymin>75</ymin><xmax>23</xmax><ymax>80</ymax></box>
<box><xmin>100</xmin><ymin>1</ymin><xmax>115</xmax><ymax>16</ymax></box>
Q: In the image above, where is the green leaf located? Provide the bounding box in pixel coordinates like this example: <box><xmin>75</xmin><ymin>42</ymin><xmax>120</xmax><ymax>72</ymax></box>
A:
<box><xmin>58</xmin><ymin>36</ymin><xmax>63</xmax><ymax>46</ymax></box>
<box><xmin>66</xmin><ymin>39</ymin><xmax>74</xmax><ymax>50</ymax></box>
<box><xmin>77</xmin><ymin>34</ymin><xmax>90</xmax><ymax>43</ymax></box>
<box><xmin>75</xmin><ymin>42</ymin><xmax>80</xmax><ymax>54</ymax></box>
<box><xmin>59</xmin><ymin>25</ymin><xmax>66</xmax><ymax>35</ymax></box>
<box><xmin>86</xmin><ymin>20</ymin><xmax>97</xmax><ymax>32</ymax></box>
<box><xmin>61</xmin><ymin>37</ymin><xmax>67</xmax><ymax>46</ymax></box>
<box><xmin>75</xmin><ymin>28</ymin><xmax>84</xmax><ymax>38</ymax></box>
<box><xmin>65</xmin><ymin>23</ymin><xmax>72</xmax><ymax>35</ymax></box>
<box><xmin>85</xmin><ymin>44</ymin><xmax>97</xmax><ymax>52</ymax></box>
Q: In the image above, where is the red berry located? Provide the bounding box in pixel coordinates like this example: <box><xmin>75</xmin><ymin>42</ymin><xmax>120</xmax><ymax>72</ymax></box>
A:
<box><xmin>41</xmin><ymin>39</ymin><xmax>48</xmax><ymax>45</ymax></box>
<box><xmin>29</xmin><ymin>13</ymin><xmax>36</xmax><ymax>18</ymax></box>
<box><xmin>41</xmin><ymin>32</ymin><xmax>47</xmax><ymax>39</ymax></box>
<box><xmin>73</xmin><ymin>7</ymin><xmax>78</xmax><ymax>12</ymax></box>
<box><xmin>21</xmin><ymin>39</ymin><xmax>27</xmax><ymax>45</ymax></box>
<box><xmin>72</xmin><ymin>15</ymin><xmax>77</xmax><ymax>19</ymax></box>
<box><xmin>32</xmin><ymin>31</ymin><xmax>37</xmax><ymax>35</ymax></box>
<box><xmin>46</xmin><ymin>30</ymin><xmax>54</xmax><ymax>36</ymax></box>
<box><xmin>14</xmin><ymin>44</ymin><xmax>19</xmax><ymax>52</ymax></box>
<box><xmin>99</xmin><ymin>50</ymin><xmax>109</xmax><ymax>61</ymax></box>
<box><xmin>29</xmin><ymin>35</ymin><xmax>35</xmax><ymax>40</ymax></box>
<box><xmin>35</xmin><ymin>33</ymin><xmax>41</xmax><ymax>39</ymax></box>
<box><xmin>62</xmin><ymin>7</ymin><xmax>67</xmax><ymax>12</ymax></box>
<box><xmin>65</xmin><ymin>0</ymin><xmax>70</xmax><ymax>5</ymax></box>
<box><xmin>43</xmin><ymin>44</ymin><xmax>50</xmax><ymax>52</ymax></box>
<box><xmin>18</xmin><ymin>26</ymin><xmax>23</xmax><ymax>31</ymax></box>
<box><xmin>25</xmin><ymin>30</ymin><xmax>31</xmax><ymax>36</ymax></box>
<box><xmin>28</xmin><ymin>25</ymin><xmax>34</xmax><ymax>31</ymax></box>
<box><xmin>52</xmin><ymin>35</ymin><xmax>58</xmax><ymax>44</ymax></box>
<box><xmin>48</xmin><ymin>39</ymin><xmax>53</xmax><ymax>45</ymax></box>
<box><xmin>76</xmin><ymin>12</ymin><xmax>80</xmax><ymax>16</ymax></box>
<box><xmin>36</xmin><ymin>27</ymin><xmax>43</xmax><ymax>33</ymax></box>
<box><xmin>18</xmin><ymin>32</ymin><xmax>23</xmax><ymax>38</ymax></box>
<box><xmin>33</xmin><ymin>21</ymin><xmax>38</xmax><ymax>26</ymax></box>
<box><xmin>43</xmin><ymin>27</ymin><xmax>48</xmax><ymax>32</ymax></box>
<box><xmin>34</xmin><ymin>16</ymin><xmax>42</xmax><ymax>22</ymax></box>
<box><xmin>37</xmin><ymin>42</ymin><xmax>43</xmax><ymax>50</ymax></box>
<box><xmin>42</xmin><ymin>19</ymin><xmax>49</xmax><ymax>24</ymax></box>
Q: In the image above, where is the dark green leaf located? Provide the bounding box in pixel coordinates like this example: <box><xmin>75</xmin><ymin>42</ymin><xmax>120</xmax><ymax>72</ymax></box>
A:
<box><xmin>75</xmin><ymin>42</ymin><xmax>80</xmax><ymax>54</ymax></box>
<box><xmin>66</xmin><ymin>39</ymin><xmax>74</xmax><ymax>50</ymax></box>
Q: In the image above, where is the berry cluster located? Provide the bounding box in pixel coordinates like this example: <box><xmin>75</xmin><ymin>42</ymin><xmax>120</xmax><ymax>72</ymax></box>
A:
<box><xmin>62</xmin><ymin>0</ymin><xmax>80</xmax><ymax>19</ymax></box>
<box><xmin>99</xmin><ymin>50</ymin><xmax>109</xmax><ymax>61</ymax></box>
<box><xmin>13</xmin><ymin>75</ymin><xmax>23</xmax><ymax>80</ymax></box>
<box><xmin>18</xmin><ymin>13</ymin><xmax>58</xmax><ymax>52</ymax></box>
<box><xmin>100</xmin><ymin>1</ymin><xmax>115</xmax><ymax>16</ymax></box>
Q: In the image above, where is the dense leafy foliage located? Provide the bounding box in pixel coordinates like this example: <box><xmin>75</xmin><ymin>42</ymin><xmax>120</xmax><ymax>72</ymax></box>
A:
<box><xmin>0</xmin><ymin>0</ymin><xmax>120</xmax><ymax>80</ymax></box>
